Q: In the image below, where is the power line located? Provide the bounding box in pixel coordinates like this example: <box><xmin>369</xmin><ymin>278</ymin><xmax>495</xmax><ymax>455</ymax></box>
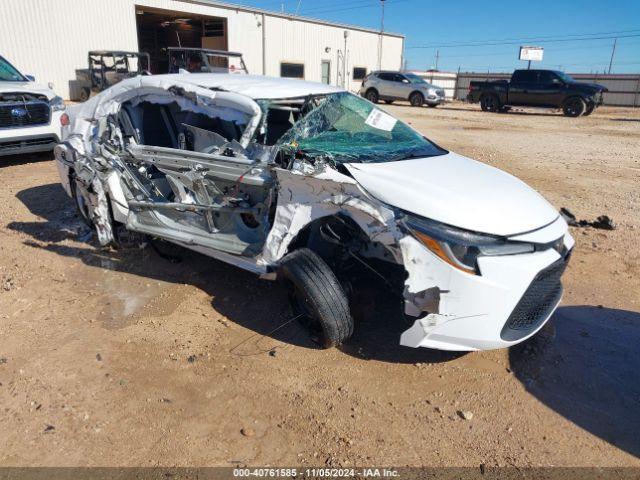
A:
<box><xmin>407</xmin><ymin>29</ymin><xmax>640</xmax><ymax>49</ymax></box>
<box><xmin>299</xmin><ymin>0</ymin><xmax>380</xmax><ymax>13</ymax></box>
<box><xmin>429</xmin><ymin>38</ymin><xmax>640</xmax><ymax>58</ymax></box>
<box><xmin>299</xmin><ymin>0</ymin><xmax>409</xmax><ymax>16</ymax></box>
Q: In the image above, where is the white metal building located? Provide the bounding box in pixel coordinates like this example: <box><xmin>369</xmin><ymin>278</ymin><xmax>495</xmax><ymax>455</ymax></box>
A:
<box><xmin>0</xmin><ymin>0</ymin><xmax>404</xmax><ymax>100</ymax></box>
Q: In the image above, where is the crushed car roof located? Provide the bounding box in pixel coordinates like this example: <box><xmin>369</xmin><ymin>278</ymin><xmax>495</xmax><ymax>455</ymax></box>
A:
<box><xmin>160</xmin><ymin>73</ymin><xmax>344</xmax><ymax>99</ymax></box>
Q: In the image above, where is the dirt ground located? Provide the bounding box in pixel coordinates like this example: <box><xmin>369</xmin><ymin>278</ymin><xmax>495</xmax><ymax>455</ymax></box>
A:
<box><xmin>0</xmin><ymin>102</ymin><xmax>638</xmax><ymax>468</ymax></box>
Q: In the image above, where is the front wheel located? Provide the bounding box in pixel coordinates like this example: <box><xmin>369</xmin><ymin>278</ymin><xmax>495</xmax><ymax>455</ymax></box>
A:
<box><xmin>409</xmin><ymin>92</ymin><xmax>424</xmax><ymax>107</ymax></box>
<box><xmin>563</xmin><ymin>97</ymin><xmax>586</xmax><ymax>117</ymax></box>
<box><xmin>583</xmin><ymin>103</ymin><xmax>595</xmax><ymax>116</ymax></box>
<box><xmin>278</xmin><ymin>248</ymin><xmax>354</xmax><ymax>348</ymax></box>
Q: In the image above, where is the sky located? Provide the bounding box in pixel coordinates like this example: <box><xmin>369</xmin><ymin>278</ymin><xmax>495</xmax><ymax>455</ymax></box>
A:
<box><xmin>225</xmin><ymin>0</ymin><xmax>640</xmax><ymax>73</ymax></box>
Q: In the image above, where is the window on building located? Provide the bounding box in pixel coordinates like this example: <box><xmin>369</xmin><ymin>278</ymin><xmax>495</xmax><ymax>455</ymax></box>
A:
<box><xmin>353</xmin><ymin>67</ymin><xmax>367</xmax><ymax>81</ymax></box>
<box><xmin>280</xmin><ymin>63</ymin><xmax>304</xmax><ymax>79</ymax></box>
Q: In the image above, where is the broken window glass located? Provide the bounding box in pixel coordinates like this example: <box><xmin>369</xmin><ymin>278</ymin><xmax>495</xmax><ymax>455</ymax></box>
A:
<box><xmin>277</xmin><ymin>92</ymin><xmax>447</xmax><ymax>164</ymax></box>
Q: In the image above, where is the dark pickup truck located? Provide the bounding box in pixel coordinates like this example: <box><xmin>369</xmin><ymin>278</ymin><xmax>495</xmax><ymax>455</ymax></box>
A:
<box><xmin>467</xmin><ymin>69</ymin><xmax>608</xmax><ymax>117</ymax></box>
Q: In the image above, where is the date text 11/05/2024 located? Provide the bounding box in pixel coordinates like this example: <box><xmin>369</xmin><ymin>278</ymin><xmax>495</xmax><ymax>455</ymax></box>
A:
<box><xmin>233</xmin><ymin>468</ymin><xmax>400</xmax><ymax>477</ymax></box>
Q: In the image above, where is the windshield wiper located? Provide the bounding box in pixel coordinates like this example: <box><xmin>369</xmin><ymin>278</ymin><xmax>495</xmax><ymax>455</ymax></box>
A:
<box><xmin>387</xmin><ymin>151</ymin><xmax>429</xmax><ymax>162</ymax></box>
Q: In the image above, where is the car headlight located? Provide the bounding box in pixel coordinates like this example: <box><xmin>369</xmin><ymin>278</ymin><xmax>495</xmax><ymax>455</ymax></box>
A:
<box><xmin>403</xmin><ymin>213</ymin><xmax>534</xmax><ymax>275</ymax></box>
<box><xmin>50</xmin><ymin>96</ymin><xmax>66</xmax><ymax>112</ymax></box>
<box><xmin>427</xmin><ymin>88</ymin><xmax>436</xmax><ymax>95</ymax></box>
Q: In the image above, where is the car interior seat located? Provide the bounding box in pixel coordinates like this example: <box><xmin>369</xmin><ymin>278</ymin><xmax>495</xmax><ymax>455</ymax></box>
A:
<box><xmin>266</xmin><ymin>108</ymin><xmax>293</xmax><ymax>145</ymax></box>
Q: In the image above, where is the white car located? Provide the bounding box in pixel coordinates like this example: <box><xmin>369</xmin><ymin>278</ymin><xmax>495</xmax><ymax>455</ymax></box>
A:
<box><xmin>0</xmin><ymin>55</ymin><xmax>65</xmax><ymax>156</ymax></box>
<box><xmin>54</xmin><ymin>73</ymin><xmax>574</xmax><ymax>351</ymax></box>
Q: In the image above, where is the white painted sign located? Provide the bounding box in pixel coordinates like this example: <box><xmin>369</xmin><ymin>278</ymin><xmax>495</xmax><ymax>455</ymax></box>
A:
<box><xmin>519</xmin><ymin>46</ymin><xmax>544</xmax><ymax>62</ymax></box>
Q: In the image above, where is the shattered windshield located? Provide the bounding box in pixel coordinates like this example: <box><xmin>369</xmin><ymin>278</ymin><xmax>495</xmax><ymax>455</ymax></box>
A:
<box><xmin>0</xmin><ymin>56</ymin><xmax>27</xmax><ymax>82</ymax></box>
<box><xmin>277</xmin><ymin>92</ymin><xmax>446</xmax><ymax>163</ymax></box>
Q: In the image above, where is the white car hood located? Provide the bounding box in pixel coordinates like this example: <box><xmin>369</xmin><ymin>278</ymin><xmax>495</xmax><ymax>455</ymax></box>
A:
<box><xmin>0</xmin><ymin>81</ymin><xmax>55</xmax><ymax>100</ymax></box>
<box><xmin>345</xmin><ymin>152</ymin><xmax>559</xmax><ymax>236</ymax></box>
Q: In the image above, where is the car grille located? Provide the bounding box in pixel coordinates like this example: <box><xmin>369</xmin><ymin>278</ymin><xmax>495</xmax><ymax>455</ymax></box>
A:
<box><xmin>0</xmin><ymin>136</ymin><xmax>57</xmax><ymax>154</ymax></box>
<box><xmin>500</xmin><ymin>254</ymin><xmax>570</xmax><ymax>342</ymax></box>
<box><xmin>0</xmin><ymin>101</ymin><xmax>51</xmax><ymax>128</ymax></box>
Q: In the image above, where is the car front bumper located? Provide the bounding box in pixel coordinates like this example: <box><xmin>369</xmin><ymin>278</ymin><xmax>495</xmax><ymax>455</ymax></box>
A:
<box><xmin>399</xmin><ymin>216</ymin><xmax>574</xmax><ymax>351</ymax></box>
<box><xmin>425</xmin><ymin>94</ymin><xmax>446</xmax><ymax>105</ymax></box>
<box><xmin>0</xmin><ymin>110</ymin><xmax>63</xmax><ymax>157</ymax></box>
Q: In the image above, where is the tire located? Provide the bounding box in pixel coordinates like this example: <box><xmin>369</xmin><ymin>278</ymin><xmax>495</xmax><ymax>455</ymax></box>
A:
<box><xmin>278</xmin><ymin>248</ymin><xmax>354</xmax><ymax>348</ymax></box>
<box><xmin>563</xmin><ymin>97</ymin><xmax>586</xmax><ymax>117</ymax></box>
<box><xmin>69</xmin><ymin>171</ymin><xmax>92</xmax><ymax>228</ymax></box>
<box><xmin>409</xmin><ymin>92</ymin><xmax>424</xmax><ymax>107</ymax></box>
<box><xmin>480</xmin><ymin>94</ymin><xmax>500</xmax><ymax>112</ymax></box>
<box><xmin>365</xmin><ymin>89</ymin><xmax>379</xmax><ymax>104</ymax></box>
<box><xmin>79</xmin><ymin>87</ymin><xmax>90</xmax><ymax>102</ymax></box>
<box><xmin>583</xmin><ymin>103</ymin><xmax>595</xmax><ymax>116</ymax></box>
<box><xmin>384</xmin><ymin>100</ymin><xmax>394</xmax><ymax>105</ymax></box>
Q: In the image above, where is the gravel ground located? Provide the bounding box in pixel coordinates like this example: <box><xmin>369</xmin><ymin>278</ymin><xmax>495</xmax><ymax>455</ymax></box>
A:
<box><xmin>0</xmin><ymin>102</ymin><xmax>638</xmax><ymax>467</ymax></box>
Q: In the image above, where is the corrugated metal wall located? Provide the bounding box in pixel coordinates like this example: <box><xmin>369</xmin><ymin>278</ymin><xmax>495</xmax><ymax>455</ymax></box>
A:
<box><xmin>0</xmin><ymin>0</ymin><xmax>404</xmax><ymax>99</ymax></box>
<box><xmin>455</xmin><ymin>72</ymin><xmax>640</xmax><ymax>107</ymax></box>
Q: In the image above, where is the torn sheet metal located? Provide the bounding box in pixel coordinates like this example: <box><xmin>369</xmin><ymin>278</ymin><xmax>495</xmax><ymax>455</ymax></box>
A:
<box><xmin>259</xmin><ymin>164</ymin><xmax>447</xmax><ymax>323</ymax></box>
<box><xmin>260</xmin><ymin>165</ymin><xmax>401</xmax><ymax>265</ymax></box>
<box><xmin>67</xmin><ymin>76</ymin><xmax>262</xmax><ymax>150</ymax></box>
<box><xmin>90</xmin><ymin>176</ymin><xmax>115</xmax><ymax>246</ymax></box>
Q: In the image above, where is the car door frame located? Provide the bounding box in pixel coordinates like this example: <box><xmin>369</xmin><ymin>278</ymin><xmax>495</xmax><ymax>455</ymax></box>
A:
<box><xmin>509</xmin><ymin>70</ymin><xmax>538</xmax><ymax>106</ymax></box>
<box><xmin>104</xmin><ymin>79</ymin><xmax>274</xmax><ymax>258</ymax></box>
<box><xmin>375</xmin><ymin>72</ymin><xmax>398</xmax><ymax>99</ymax></box>
<box><xmin>533</xmin><ymin>71</ymin><xmax>567</xmax><ymax>107</ymax></box>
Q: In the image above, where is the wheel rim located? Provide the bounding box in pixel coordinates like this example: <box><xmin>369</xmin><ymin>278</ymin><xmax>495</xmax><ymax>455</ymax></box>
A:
<box><xmin>367</xmin><ymin>91</ymin><xmax>377</xmax><ymax>102</ymax></box>
<box><xmin>484</xmin><ymin>97</ymin><xmax>495</xmax><ymax>110</ymax></box>
<box><xmin>411</xmin><ymin>94</ymin><xmax>421</xmax><ymax>106</ymax></box>
<box><xmin>567</xmin><ymin>99</ymin><xmax>580</xmax><ymax>115</ymax></box>
<box><xmin>72</xmin><ymin>179</ymin><xmax>91</xmax><ymax>223</ymax></box>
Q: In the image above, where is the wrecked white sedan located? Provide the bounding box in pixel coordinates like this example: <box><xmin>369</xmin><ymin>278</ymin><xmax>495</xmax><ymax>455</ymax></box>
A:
<box><xmin>54</xmin><ymin>74</ymin><xmax>574</xmax><ymax>351</ymax></box>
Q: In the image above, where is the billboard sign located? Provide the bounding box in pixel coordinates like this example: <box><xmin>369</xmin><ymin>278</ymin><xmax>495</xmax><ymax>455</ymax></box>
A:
<box><xmin>519</xmin><ymin>46</ymin><xmax>544</xmax><ymax>62</ymax></box>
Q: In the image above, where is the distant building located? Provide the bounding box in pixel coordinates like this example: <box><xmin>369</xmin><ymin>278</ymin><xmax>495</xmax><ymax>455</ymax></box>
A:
<box><xmin>1</xmin><ymin>0</ymin><xmax>404</xmax><ymax>99</ymax></box>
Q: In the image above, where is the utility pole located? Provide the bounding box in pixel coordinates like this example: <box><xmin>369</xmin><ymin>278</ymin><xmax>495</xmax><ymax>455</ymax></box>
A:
<box><xmin>608</xmin><ymin>38</ymin><xmax>617</xmax><ymax>74</ymax></box>
<box><xmin>343</xmin><ymin>30</ymin><xmax>349</xmax><ymax>89</ymax></box>
<box><xmin>434</xmin><ymin>50</ymin><xmax>439</xmax><ymax>71</ymax></box>
<box><xmin>280</xmin><ymin>1</ymin><xmax>284</xmax><ymax>13</ymax></box>
<box><xmin>377</xmin><ymin>0</ymin><xmax>385</xmax><ymax>70</ymax></box>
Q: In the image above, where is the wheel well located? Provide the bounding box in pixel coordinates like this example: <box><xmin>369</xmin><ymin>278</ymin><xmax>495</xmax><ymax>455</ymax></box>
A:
<box><xmin>480</xmin><ymin>92</ymin><xmax>498</xmax><ymax>101</ymax></box>
<box><xmin>283</xmin><ymin>214</ymin><xmax>405</xmax><ymax>309</ymax></box>
<box><xmin>365</xmin><ymin>87</ymin><xmax>378</xmax><ymax>96</ymax></box>
<box><xmin>286</xmin><ymin>215</ymin><xmax>365</xmax><ymax>258</ymax></box>
<box><xmin>563</xmin><ymin>95</ymin><xmax>585</xmax><ymax>106</ymax></box>
<box><xmin>285</xmin><ymin>214</ymin><xmax>394</xmax><ymax>264</ymax></box>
